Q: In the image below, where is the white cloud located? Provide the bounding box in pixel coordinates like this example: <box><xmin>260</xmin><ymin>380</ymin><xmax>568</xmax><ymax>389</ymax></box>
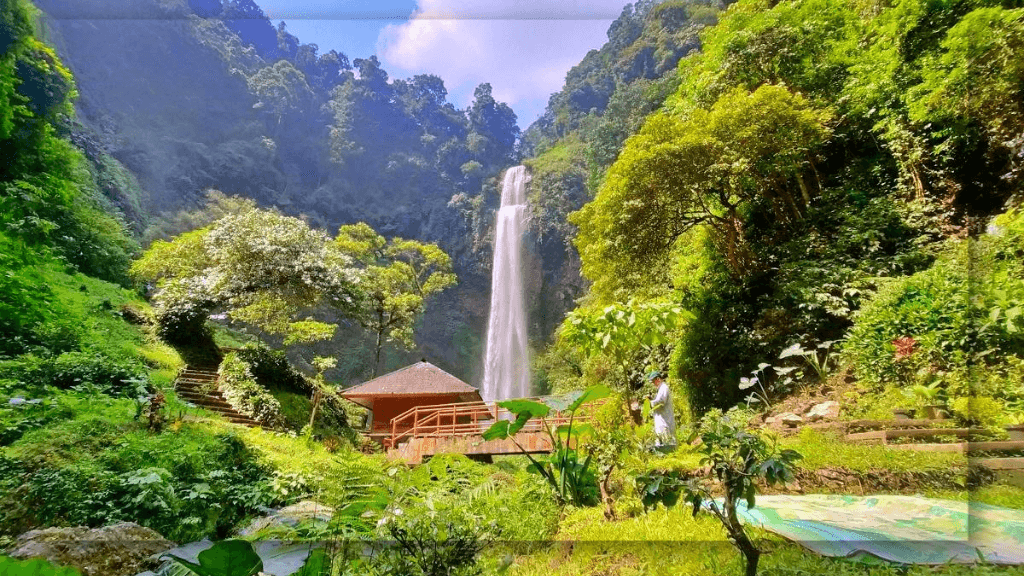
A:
<box><xmin>378</xmin><ymin>0</ymin><xmax>631</xmax><ymax>124</ymax></box>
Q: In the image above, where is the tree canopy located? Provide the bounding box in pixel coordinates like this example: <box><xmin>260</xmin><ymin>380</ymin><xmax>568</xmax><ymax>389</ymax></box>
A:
<box><xmin>334</xmin><ymin>223</ymin><xmax>458</xmax><ymax>377</ymax></box>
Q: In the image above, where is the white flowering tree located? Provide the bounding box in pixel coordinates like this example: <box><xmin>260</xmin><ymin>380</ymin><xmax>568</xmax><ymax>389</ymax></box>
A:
<box><xmin>132</xmin><ymin>202</ymin><xmax>361</xmax><ymax>346</ymax></box>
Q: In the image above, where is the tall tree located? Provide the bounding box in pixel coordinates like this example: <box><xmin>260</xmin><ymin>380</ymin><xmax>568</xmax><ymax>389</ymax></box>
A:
<box><xmin>334</xmin><ymin>223</ymin><xmax>457</xmax><ymax>377</ymax></box>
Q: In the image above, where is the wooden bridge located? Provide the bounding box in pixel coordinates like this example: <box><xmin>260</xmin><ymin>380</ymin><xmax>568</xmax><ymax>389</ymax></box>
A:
<box><xmin>384</xmin><ymin>399</ymin><xmax>596</xmax><ymax>464</ymax></box>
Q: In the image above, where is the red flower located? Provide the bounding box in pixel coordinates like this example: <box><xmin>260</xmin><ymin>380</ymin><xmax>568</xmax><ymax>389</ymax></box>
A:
<box><xmin>893</xmin><ymin>336</ymin><xmax>917</xmax><ymax>360</ymax></box>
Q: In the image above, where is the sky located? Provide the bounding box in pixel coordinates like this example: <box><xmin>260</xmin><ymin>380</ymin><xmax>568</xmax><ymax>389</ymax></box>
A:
<box><xmin>256</xmin><ymin>0</ymin><xmax>633</xmax><ymax>128</ymax></box>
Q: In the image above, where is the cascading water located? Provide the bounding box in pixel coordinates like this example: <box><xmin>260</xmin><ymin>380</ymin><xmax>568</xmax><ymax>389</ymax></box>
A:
<box><xmin>482</xmin><ymin>166</ymin><xmax>530</xmax><ymax>401</ymax></box>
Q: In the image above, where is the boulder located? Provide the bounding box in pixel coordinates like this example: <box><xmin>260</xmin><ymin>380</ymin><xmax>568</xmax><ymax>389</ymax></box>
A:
<box><xmin>9</xmin><ymin>523</ymin><xmax>174</xmax><ymax>576</ymax></box>
<box><xmin>238</xmin><ymin>500</ymin><xmax>335</xmax><ymax>536</ymax></box>
<box><xmin>805</xmin><ymin>401</ymin><xmax>840</xmax><ymax>422</ymax></box>
<box><xmin>778</xmin><ymin>413</ymin><xmax>804</xmax><ymax>428</ymax></box>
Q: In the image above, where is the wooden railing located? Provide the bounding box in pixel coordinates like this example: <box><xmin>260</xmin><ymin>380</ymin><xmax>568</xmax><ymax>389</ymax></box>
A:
<box><xmin>385</xmin><ymin>398</ymin><xmax>601</xmax><ymax>449</ymax></box>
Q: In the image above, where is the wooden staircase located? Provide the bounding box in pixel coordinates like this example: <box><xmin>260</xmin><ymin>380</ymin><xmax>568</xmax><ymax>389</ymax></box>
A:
<box><xmin>173</xmin><ymin>366</ymin><xmax>260</xmax><ymax>427</ymax></box>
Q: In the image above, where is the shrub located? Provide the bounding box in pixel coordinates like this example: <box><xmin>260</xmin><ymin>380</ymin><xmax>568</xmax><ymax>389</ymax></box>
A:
<box><xmin>950</xmin><ymin>396</ymin><xmax>1006</xmax><ymax>428</ymax></box>
<box><xmin>218</xmin><ymin>352</ymin><xmax>283</xmax><ymax>427</ymax></box>
<box><xmin>844</xmin><ymin>242</ymin><xmax>989</xmax><ymax>389</ymax></box>
<box><xmin>0</xmin><ymin>350</ymin><xmax>147</xmax><ymax>397</ymax></box>
<box><xmin>236</xmin><ymin>345</ymin><xmax>307</xmax><ymax>393</ymax></box>
<box><xmin>367</xmin><ymin>513</ymin><xmax>489</xmax><ymax>576</ymax></box>
<box><xmin>0</xmin><ymin>429</ymin><xmax>278</xmax><ymax>542</ymax></box>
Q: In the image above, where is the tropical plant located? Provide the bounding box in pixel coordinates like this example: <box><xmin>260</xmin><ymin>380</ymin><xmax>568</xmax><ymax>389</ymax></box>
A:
<box><xmin>482</xmin><ymin>385</ymin><xmax>610</xmax><ymax>506</ymax></box>
<box><xmin>562</xmin><ymin>301</ymin><xmax>686</xmax><ymax>421</ymax></box>
<box><xmin>681</xmin><ymin>410</ymin><xmax>802</xmax><ymax>576</ymax></box>
<box><xmin>738</xmin><ymin>364</ymin><xmax>773</xmax><ymax>409</ymax></box>
<box><xmin>167</xmin><ymin>539</ymin><xmax>330</xmax><ymax>576</ymax></box>
<box><xmin>778</xmin><ymin>340</ymin><xmax>837</xmax><ymax>381</ymax></box>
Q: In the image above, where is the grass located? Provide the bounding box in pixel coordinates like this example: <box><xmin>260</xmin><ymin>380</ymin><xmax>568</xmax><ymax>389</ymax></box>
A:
<box><xmin>626</xmin><ymin>427</ymin><xmax>963</xmax><ymax>479</ymax></box>
<box><xmin>502</xmin><ymin>504</ymin><xmax>1024</xmax><ymax>576</ymax></box>
<box><xmin>786</xmin><ymin>428</ymin><xmax>965</xmax><ymax>472</ymax></box>
<box><xmin>207</xmin><ymin>420</ymin><xmax>392</xmax><ymax>507</ymax></box>
<box><xmin>926</xmin><ymin>483</ymin><xmax>1024</xmax><ymax>509</ymax></box>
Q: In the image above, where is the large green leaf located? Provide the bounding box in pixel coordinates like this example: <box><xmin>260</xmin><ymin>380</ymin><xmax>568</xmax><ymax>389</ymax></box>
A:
<box><xmin>292</xmin><ymin>549</ymin><xmax>329</xmax><ymax>576</ymax></box>
<box><xmin>567</xmin><ymin>385</ymin><xmax>611</xmax><ymax>412</ymax></box>
<box><xmin>168</xmin><ymin>540</ymin><xmax>263</xmax><ymax>576</ymax></box>
<box><xmin>543</xmin><ymin>391</ymin><xmax>581</xmax><ymax>412</ymax></box>
<box><xmin>507</xmin><ymin>411</ymin><xmax>533</xmax><ymax>435</ymax></box>
<box><xmin>497</xmin><ymin>399</ymin><xmax>550</xmax><ymax>418</ymax></box>
<box><xmin>482</xmin><ymin>419</ymin><xmax>511</xmax><ymax>440</ymax></box>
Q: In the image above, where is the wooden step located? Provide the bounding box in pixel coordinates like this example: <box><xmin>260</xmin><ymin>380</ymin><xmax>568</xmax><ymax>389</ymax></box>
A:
<box><xmin>175</xmin><ymin>389</ymin><xmax>227</xmax><ymax>400</ymax></box>
<box><xmin>973</xmin><ymin>458</ymin><xmax>1024</xmax><ymax>471</ymax></box>
<box><xmin>179</xmin><ymin>375</ymin><xmax>218</xmax><ymax>382</ymax></box>
<box><xmin>885</xmin><ymin>441</ymin><xmax>1024</xmax><ymax>453</ymax></box>
<box><xmin>177</xmin><ymin>377</ymin><xmax>218</xmax><ymax>385</ymax></box>
<box><xmin>969</xmin><ymin>441</ymin><xmax>1024</xmax><ymax>453</ymax></box>
<box><xmin>178</xmin><ymin>397</ymin><xmax>234</xmax><ymax>410</ymax></box>
<box><xmin>176</xmin><ymin>383</ymin><xmax>224</xmax><ymax>391</ymax></box>
<box><xmin>846</xmin><ymin>428</ymin><xmax>970</xmax><ymax>444</ymax></box>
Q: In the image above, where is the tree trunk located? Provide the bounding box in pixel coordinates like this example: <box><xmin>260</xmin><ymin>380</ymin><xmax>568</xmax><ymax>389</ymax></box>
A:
<box><xmin>372</xmin><ymin>332</ymin><xmax>383</xmax><ymax>378</ymax></box>
<box><xmin>743</xmin><ymin>548</ymin><xmax>761</xmax><ymax>576</ymax></box>
<box><xmin>796</xmin><ymin>173</ymin><xmax>812</xmax><ymax>209</ymax></box>
<box><xmin>724</xmin><ymin>488</ymin><xmax>761</xmax><ymax>576</ymax></box>
<box><xmin>372</xmin><ymin>309</ymin><xmax>386</xmax><ymax>378</ymax></box>
<box><xmin>600</xmin><ymin>465</ymin><xmax>617</xmax><ymax>520</ymax></box>
<box><xmin>307</xmin><ymin>387</ymin><xmax>321</xmax><ymax>431</ymax></box>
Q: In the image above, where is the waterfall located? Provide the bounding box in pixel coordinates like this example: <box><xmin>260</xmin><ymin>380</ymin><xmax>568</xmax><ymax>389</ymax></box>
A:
<box><xmin>482</xmin><ymin>166</ymin><xmax>530</xmax><ymax>401</ymax></box>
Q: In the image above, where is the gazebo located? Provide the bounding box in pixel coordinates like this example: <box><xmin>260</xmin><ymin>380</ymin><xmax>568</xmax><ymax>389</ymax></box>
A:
<box><xmin>341</xmin><ymin>360</ymin><xmax>482</xmax><ymax>445</ymax></box>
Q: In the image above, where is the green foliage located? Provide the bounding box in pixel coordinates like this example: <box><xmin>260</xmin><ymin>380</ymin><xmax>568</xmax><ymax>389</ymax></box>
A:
<box><xmin>218</xmin><ymin>352</ymin><xmax>283</xmax><ymax>427</ymax></box>
<box><xmin>0</xmin><ymin>408</ymin><xmax>278</xmax><ymax>542</ymax></box>
<box><xmin>845</xmin><ymin>228</ymin><xmax>1024</xmax><ymax>403</ymax></box>
<box><xmin>333</xmin><ymin>223</ymin><xmax>457</xmax><ymax>377</ymax></box>
<box><xmin>555</xmin><ymin>0</ymin><xmax>1024</xmax><ymax>418</ymax></box>
<box><xmin>910</xmin><ymin>7</ymin><xmax>1024</xmax><ymax>162</ymax></box>
<box><xmin>483</xmin><ymin>386</ymin><xmax>610</xmax><ymax>506</ymax></box>
<box><xmin>362</xmin><ymin>514</ymin><xmax>488</xmax><ymax>576</ymax></box>
<box><xmin>574</xmin><ymin>84</ymin><xmax>830</xmax><ymax>284</ymax></box>
<box><xmin>681</xmin><ymin>409</ymin><xmax>801</xmax><ymax>576</ymax></box>
<box><xmin>562</xmin><ymin>301</ymin><xmax>686</xmax><ymax>408</ymax></box>
<box><xmin>133</xmin><ymin>199</ymin><xmax>358</xmax><ymax>344</ymax></box>
<box><xmin>168</xmin><ymin>539</ymin><xmax>263</xmax><ymax>576</ymax></box>
<box><xmin>0</xmin><ymin>350</ymin><xmax>147</xmax><ymax>397</ymax></box>
<box><xmin>0</xmin><ymin>0</ymin><xmax>137</xmax><ymax>285</ymax></box>
<box><xmin>0</xmin><ymin>557</ymin><xmax>81</xmax><ymax>576</ymax></box>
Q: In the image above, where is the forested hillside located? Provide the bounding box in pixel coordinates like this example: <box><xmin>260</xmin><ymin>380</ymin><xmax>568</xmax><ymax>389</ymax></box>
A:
<box><xmin>32</xmin><ymin>0</ymin><xmax>525</xmax><ymax>382</ymax></box>
<box><xmin>5</xmin><ymin>1</ymin><xmax>1024</xmax><ymax>575</ymax></box>
<box><xmin>534</xmin><ymin>0</ymin><xmax>1024</xmax><ymax>421</ymax></box>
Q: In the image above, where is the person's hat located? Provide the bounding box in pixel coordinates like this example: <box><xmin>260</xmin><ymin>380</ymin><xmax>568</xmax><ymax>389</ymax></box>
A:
<box><xmin>645</xmin><ymin>370</ymin><xmax>664</xmax><ymax>382</ymax></box>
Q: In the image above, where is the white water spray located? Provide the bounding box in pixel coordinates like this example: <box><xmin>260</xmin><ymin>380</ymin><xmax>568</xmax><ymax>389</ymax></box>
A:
<box><xmin>482</xmin><ymin>166</ymin><xmax>530</xmax><ymax>401</ymax></box>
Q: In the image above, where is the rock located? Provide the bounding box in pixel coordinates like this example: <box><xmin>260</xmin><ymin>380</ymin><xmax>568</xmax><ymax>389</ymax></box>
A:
<box><xmin>9</xmin><ymin>523</ymin><xmax>174</xmax><ymax>576</ymax></box>
<box><xmin>238</xmin><ymin>500</ymin><xmax>335</xmax><ymax>536</ymax></box>
<box><xmin>805</xmin><ymin>401</ymin><xmax>840</xmax><ymax>422</ymax></box>
<box><xmin>778</xmin><ymin>413</ymin><xmax>804</xmax><ymax>428</ymax></box>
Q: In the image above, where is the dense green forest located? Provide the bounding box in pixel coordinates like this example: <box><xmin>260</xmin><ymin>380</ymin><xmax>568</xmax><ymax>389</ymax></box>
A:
<box><xmin>531</xmin><ymin>0</ymin><xmax>1024</xmax><ymax>421</ymax></box>
<box><xmin>3</xmin><ymin>0</ymin><xmax>1024</xmax><ymax>575</ymax></box>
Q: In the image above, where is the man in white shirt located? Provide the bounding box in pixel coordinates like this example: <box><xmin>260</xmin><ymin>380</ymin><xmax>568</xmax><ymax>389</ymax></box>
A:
<box><xmin>648</xmin><ymin>370</ymin><xmax>677</xmax><ymax>453</ymax></box>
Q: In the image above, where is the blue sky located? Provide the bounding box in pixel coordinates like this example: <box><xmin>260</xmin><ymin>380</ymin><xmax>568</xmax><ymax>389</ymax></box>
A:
<box><xmin>256</xmin><ymin>0</ymin><xmax>632</xmax><ymax>128</ymax></box>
